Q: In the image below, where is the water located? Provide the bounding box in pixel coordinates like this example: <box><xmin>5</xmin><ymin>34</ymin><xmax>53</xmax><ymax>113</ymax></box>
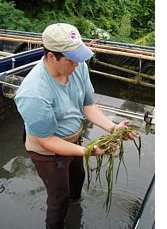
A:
<box><xmin>0</xmin><ymin>94</ymin><xmax>155</xmax><ymax>229</ymax></box>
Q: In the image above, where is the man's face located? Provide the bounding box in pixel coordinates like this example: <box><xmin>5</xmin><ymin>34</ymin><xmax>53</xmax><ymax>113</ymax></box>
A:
<box><xmin>53</xmin><ymin>55</ymin><xmax>78</xmax><ymax>76</ymax></box>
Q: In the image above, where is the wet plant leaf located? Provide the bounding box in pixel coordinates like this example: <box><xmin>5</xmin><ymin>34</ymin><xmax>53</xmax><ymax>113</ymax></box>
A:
<box><xmin>84</xmin><ymin>126</ymin><xmax>141</xmax><ymax>212</ymax></box>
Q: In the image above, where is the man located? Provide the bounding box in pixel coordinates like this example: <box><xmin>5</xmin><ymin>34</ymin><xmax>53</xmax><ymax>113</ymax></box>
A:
<box><xmin>15</xmin><ymin>23</ymin><xmax>135</xmax><ymax>229</ymax></box>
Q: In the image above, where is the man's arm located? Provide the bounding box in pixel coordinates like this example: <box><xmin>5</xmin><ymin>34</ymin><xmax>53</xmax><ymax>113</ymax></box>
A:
<box><xmin>32</xmin><ymin>135</ymin><xmax>85</xmax><ymax>156</ymax></box>
<box><xmin>84</xmin><ymin>103</ymin><xmax>138</xmax><ymax>139</ymax></box>
<box><xmin>29</xmin><ymin>134</ymin><xmax>104</xmax><ymax>157</ymax></box>
<box><xmin>83</xmin><ymin>103</ymin><xmax>116</xmax><ymax>132</ymax></box>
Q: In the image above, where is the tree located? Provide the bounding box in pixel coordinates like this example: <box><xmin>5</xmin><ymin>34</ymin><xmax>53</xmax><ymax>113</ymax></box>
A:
<box><xmin>2</xmin><ymin>0</ymin><xmax>155</xmax><ymax>45</ymax></box>
<box><xmin>0</xmin><ymin>0</ymin><xmax>32</xmax><ymax>30</ymax></box>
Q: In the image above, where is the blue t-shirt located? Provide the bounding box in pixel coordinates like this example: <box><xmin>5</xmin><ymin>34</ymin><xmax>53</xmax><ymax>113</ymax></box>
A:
<box><xmin>14</xmin><ymin>57</ymin><xmax>94</xmax><ymax>137</ymax></box>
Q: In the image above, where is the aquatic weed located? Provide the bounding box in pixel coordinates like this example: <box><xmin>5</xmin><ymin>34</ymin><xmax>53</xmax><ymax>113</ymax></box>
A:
<box><xmin>84</xmin><ymin>127</ymin><xmax>141</xmax><ymax>213</ymax></box>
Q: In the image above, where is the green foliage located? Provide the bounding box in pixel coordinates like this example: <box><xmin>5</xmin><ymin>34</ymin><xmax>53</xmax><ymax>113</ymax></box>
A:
<box><xmin>64</xmin><ymin>0</ymin><xmax>115</xmax><ymax>17</ymax></box>
<box><xmin>74</xmin><ymin>17</ymin><xmax>97</xmax><ymax>38</ymax></box>
<box><xmin>130</xmin><ymin>0</ymin><xmax>155</xmax><ymax>39</ymax></box>
<box><xmin>135</xmin><ymin>32</ymin><xmax>155</xmax><ymax>46</ymax></box>
<box><xmin>0</xmin><ymin>0</ymin><xmax>32</xmax><ymax>30</ymax></box>
<box><xmin>1</xmin><ymin>0</ymin><xmax>155</xmax><ymax>46</ymax></box>
<box><xmin>114</xmin><ymin>11</ymin><xmax>132</xmax><ymax>42</ymax></box>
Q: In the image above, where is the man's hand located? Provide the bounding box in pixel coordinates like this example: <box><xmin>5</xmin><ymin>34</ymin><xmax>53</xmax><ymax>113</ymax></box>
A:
<box><xmin>91</xmin><ymin>145</ymin><xmax>105</xmax><ymax>156</ymax></box>
<box><xmin>115</xmin><ymin>119</ymin><xmax>139</xmax><ymax>140</ymax></box>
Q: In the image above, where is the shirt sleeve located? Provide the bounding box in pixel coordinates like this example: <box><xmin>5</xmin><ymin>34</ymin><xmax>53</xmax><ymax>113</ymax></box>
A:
<box><xmin>82</xmin><ymin>62</ymin><xmax>95</xmax><ymax>106</ymax></box>
<box><xmin>15</xmin><ymin>96</ymin><xmax>57</xmax><ymax>137</ymax></box>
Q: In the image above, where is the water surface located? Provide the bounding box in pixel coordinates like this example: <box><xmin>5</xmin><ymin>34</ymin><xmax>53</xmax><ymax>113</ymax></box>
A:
<box><xmin>0</xmin><ymin>94</ymin><xmax>155</xmax><ymax>229</ymax></box>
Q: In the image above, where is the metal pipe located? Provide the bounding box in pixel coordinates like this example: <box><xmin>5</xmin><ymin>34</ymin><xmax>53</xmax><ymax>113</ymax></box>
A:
<box><xmin>0</xmin><ymin>61</ymin><xmax>38</xmax><ymax>77</ymax></box>
<box><xmin>94</xmin><ymin>60</ymin><xmax>155</xmax><ymax>81</ymax></box>
<box><xmin>91</xmin><ymin>47</ymin><xmax>155</xmax><ymax>61</ymax></box>
<box><xmin>0</xmin><ymin>30</ymin><xmax>154</xmax><ymax>54</ymax></box>
<box><xmin>12</xmin><ymin>58</ymin><xmax>16</xmax><ymax>69</ymax></box>
<box><xmin>83</xmin><ymin>38</ymin><xmax>155</xmax><ymax>52</ymax></box>
<box><xmin>91</xmin><ymin>44</ymin><xmax>155</xmax><ymax>56</ymax></box>
<box><xmin>0</xmin><ymin>81</ymin><xmax>19</xmax><ymax>88</ymax></box>
<box><xmin>0</xmin><ymin>51</ymin><xmax>14</xmax><ymax>57</ymax></box>
<box><xmin>90</xmin><ymin>70</ymin><xmax>155</xmax><ymax>88</ymax></box>
<box><xmin>97</xmin><ymin>104</ymin><xmax>154</xmax><ymax>124</ymax></box>
<box><xmin>0</xmin><ymin>61</ymin><xmax>38</xmax><ymax>88</ymax></box>
<box><xmin>0</xmin><ymin>29</ymin><xmax>41</xmax><ymax>38</ymax></box>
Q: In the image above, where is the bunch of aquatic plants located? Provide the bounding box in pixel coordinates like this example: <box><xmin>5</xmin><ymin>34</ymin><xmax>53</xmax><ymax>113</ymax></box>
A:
<box><xmin>84</xmin><ymin>126</ymin><xmax>141</xmax><ymax>212</ymax></box>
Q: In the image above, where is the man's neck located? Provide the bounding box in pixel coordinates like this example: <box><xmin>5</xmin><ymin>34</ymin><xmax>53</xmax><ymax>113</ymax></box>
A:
<box><xmin>44</xmin><ymin>57</ymin><xmax>68</xmax><ymax>84</ymax></box>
